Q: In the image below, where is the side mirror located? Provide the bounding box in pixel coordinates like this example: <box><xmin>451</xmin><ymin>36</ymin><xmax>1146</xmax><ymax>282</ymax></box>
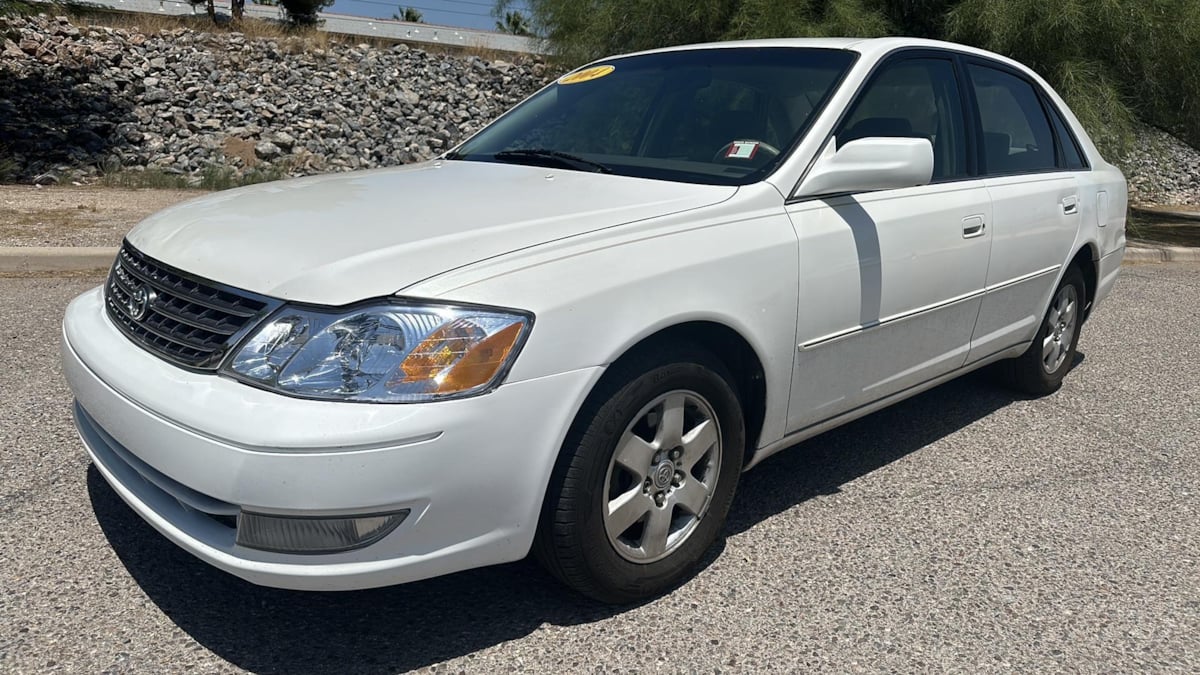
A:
<box><xmin>793</xmin><ymin>136</ymin><xmax>934</xmax><ymax>199</ymax></box>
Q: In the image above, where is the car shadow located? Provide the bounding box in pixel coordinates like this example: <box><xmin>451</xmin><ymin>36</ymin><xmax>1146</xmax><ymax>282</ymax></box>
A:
<box><xmin>728</xmin><ymin>352</ymin><xmax>1082</xmax><ymax>535</ymax></box>
<box><xmin>729</xmin><ymin>351</ymin><xmax>1086</xmax><ymax>536</ymax></box>
<box><xmin>88</xmin><ymin>359</ymin><xmax>1080</xmax><ymax>673</ymax></box>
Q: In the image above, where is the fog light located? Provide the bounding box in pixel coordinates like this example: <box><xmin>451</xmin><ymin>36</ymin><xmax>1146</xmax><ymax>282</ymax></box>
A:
<box><xmin>236</xmin><ymin>510</ymin><xmax>410</xmax><ymax>554</ymax></box>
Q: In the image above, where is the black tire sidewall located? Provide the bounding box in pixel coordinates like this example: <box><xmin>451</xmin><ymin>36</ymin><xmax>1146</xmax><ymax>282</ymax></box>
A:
<box><xmin>1020</xmin><ymin>266</ymin><xmax>1086</xmax><ymax>392</ymax></box>
<box><xmin>550</xmin><ymin>350</ymin><xmax>745</xmax><ymax>602</ymax></box>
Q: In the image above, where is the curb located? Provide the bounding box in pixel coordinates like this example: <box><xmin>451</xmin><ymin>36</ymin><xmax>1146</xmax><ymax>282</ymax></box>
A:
<box><xmin>1131</xmin><ymin>205</ymin><xmax>1200</xmax><ymax>223</ymax></box>
<box><xmin>1123</xmin><ymin>240</ymin><xmax>1200</xmax><ymax>264</ymax></box>
<box><xmin>1123</xmin><ymin>244</ymin><xmax>1200</xmax><ymax>264</ymax></box>
<box><xmin>0</xmin><ymin>246</ymin><xmax>117</xmax><ymax>273</ymax></box>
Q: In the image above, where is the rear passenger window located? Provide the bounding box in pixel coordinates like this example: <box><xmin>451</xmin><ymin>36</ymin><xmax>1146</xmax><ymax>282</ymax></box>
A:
<box><xmin>1045</xmin><ymin>100</ymin><xmax>1088</xmax><ymax>170</ymax></box>
<box><xmin>967</xmin><ymin>64</ymin><xmax>1056</xmax><ymax>175</ymax></box>
<box><xmin>837</xmin><ymin>58</ymin><xmax>967</xmax><ymax>180</ymax></box>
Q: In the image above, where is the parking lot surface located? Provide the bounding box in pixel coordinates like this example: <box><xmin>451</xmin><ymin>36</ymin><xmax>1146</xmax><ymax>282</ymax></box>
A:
<box><xmin>1</xmin><ymin>264</ymin><xmax>1197</xmax><ymax>673</ymax></box>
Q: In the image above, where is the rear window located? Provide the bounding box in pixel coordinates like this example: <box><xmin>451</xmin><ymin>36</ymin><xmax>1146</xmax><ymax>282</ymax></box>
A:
<box><xmin>968</xmin><ymin>64</ymin><xmax>1057</xmax><ymax>175</ymax></box>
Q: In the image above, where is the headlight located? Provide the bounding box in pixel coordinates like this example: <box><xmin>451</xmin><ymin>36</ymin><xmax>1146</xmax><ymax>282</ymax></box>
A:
<box><xmin>222</xmin><ymin>300</ymin><xmax>532</xmax><ymax>402</ymax></box>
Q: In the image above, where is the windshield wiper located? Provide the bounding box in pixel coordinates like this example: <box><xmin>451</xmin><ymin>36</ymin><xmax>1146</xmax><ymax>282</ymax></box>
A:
<box><xmin>493</xmin><ymin>149</ymin><xmax>613</xmax><ymax>174</ymax></box>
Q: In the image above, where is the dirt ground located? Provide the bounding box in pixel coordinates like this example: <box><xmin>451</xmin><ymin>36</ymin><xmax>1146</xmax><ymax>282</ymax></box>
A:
<box><xmin>0</xmin><ymin>185</ymin><xmax>200</xmax><ymax>247</ymax></box>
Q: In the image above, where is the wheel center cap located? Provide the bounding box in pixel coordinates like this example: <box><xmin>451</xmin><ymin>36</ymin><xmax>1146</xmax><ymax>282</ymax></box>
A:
<box><xmin>652</xmin><ymin>460</ymin><xmax>674</xmax><ymax>490</ymax></box>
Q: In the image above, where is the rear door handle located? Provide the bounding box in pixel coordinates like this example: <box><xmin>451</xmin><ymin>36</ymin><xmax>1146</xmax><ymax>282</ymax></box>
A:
<box><xmin>1062</xmin><ymin>196</ymin><xmax>1079</xmax><ymax>215</ymax></box>
<box><xmin>962</xmin><ymin>215</ymin><xmax>986</xmax><ymax>238</ymax></box>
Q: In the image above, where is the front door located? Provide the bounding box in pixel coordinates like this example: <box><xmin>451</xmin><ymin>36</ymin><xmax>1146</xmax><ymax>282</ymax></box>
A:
<box><xmin>783</xmin><ymin>55</ymin><xmax>993</xmax><ymax>432</ymax></box>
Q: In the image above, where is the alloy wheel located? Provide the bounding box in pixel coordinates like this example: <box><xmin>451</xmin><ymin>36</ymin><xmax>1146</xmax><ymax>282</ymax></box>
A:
<box><xmin>601</xmin><ymin>390</ymin><xmax>722</xmax><ymax>563</ymax></box>
<box><xmin>1042</xmin><ymin>284</ymin><xmax>1079</xmax><ymax>373</ymax></box>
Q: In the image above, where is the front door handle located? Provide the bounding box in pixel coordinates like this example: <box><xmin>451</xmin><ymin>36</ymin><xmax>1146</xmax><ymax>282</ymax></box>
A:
<box><xmin>962</xmin><ymin>215</ymin><xmax>986</xmax><ymax>238</ymax></box>
<box><xmin>1062</xmin><ymin>196</ymin><xmax>1079</xmax><ymax>215</ymax></box>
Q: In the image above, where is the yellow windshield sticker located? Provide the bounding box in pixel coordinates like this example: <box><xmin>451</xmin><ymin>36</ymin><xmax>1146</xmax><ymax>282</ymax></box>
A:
<box><xmin>558</xmin><ymin>65</ymin><xmax>615</xmax><ymax>85</ymax></box>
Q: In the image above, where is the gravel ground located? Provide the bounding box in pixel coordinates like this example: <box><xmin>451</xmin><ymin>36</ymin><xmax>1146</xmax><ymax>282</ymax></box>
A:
<box><xmin>0</xmin><ymin>185</ymin><xmax>197</xmax><ymax>247</ymax></box>
<box><xmin>1</xmin><ymin>265</ymin><xmax>1198</xmax><ymax>673</ymax></box>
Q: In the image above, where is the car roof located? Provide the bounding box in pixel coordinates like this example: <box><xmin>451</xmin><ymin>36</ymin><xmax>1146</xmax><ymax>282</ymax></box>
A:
<box><xmin>606</xmin><ymin>37</ymin><xmax>1029</xmax><ymax>74</ymax></box>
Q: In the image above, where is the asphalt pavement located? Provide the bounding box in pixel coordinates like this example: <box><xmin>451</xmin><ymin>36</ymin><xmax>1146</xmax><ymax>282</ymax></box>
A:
<box><xmin>1</xmin><ymin>265</ymin><xmax>1197</xmax><ymax>673</ymax></box>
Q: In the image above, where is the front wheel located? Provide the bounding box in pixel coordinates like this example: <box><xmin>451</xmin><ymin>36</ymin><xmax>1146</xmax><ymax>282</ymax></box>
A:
<box><xmin>1004</xmin><ymin>265</ymin><xmax>1086</xmax><ymax>395</ymax></box>
<box><xmin>534</xmin><ymin>345</ymin><xmax>745</xmax><ymax>603</ymax></box>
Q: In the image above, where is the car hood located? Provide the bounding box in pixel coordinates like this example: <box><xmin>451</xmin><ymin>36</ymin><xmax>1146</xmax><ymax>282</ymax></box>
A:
<box><xmin>127</xmin><ymin>161</ymin><xmax>737</xmax><ymax>305</ymax></box>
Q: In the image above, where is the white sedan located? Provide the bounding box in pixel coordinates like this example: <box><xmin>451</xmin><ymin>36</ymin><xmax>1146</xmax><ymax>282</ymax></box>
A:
<box><xmin>63</xmin><ymin>37</ymin><xmax>1126</xmax><ymax>603</ymax></box>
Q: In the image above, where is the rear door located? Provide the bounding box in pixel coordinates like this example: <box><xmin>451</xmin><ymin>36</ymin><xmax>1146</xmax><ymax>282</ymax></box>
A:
<box><xmin>963</xmin><ymin>61</ymin><xmax>1081</xmax><ymax>362</ymax></box>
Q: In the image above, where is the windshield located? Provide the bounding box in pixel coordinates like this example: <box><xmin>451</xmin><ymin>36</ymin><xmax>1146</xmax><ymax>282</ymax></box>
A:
<box><xmin>446</xmin><ymin>48</ymin><xmax>857</xmax><ymax>185</ymax></box>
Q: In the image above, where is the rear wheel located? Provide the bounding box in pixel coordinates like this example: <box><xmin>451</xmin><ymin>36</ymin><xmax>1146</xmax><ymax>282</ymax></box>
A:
<box><xmin>534</xmin><ymin>345</ymin><xmax>744</xmax><ymax>603</ymax></box>
<box><xmin>1004</xmin><ymin>265</ymin><xmax>1086</xmax><ymax>395</ymax></box>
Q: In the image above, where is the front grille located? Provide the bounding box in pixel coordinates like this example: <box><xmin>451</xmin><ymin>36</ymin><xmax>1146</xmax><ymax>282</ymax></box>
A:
<box><xmin>105</xmin><ymin>243</ymin><xmax>281</xmax><ymax>370</ymax></box>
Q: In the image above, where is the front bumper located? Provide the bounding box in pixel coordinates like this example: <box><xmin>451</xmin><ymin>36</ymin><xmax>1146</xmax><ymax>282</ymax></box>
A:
<box><xmin>63</xmin><ymin>287</ymin><xmax>602</xmax><ymax>590</ymax></box>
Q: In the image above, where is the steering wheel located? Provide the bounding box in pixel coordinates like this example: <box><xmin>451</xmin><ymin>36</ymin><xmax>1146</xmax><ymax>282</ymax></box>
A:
<box><xmin>712</xmin><ymin>140</ymin><xmax>781</xmax><ymax>163</ymax></box>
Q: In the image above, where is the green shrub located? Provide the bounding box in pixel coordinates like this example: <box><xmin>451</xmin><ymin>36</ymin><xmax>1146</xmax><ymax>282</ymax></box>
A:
<box><xmin>277</xmin><ymin>0</ymin><xmax>334</xmax><ymax>26</ymax></box>
<box><xmin>510</xmin><ymin>0</ymin><xmax>740</xmax><ymax>67</ymax></box>
<box><xmin>230</xmin><ymin>163</ymin><xmax>289</xmax><ymax>187</ymax></box>
<box><xmin>0</xmin><ymin>155</ymin><xmax>18</xmax><ymax>183</ymax></box>
<box><xmin>946</xmin><ymin>0</ymin><xmax>1200</xmax><ymax>158</ymax></box>
<box><xmin>516</xmin><ymin>0</ymin><xmax>1200</xmax><ymax>162</ymax></box>
<box><xmin>1050</xmin><ymin>59</ymin><xmax>1136</xmax><ymax>161</ymax></box>
<box><xmin>725</xmin><ymin>0</ymin><xmax>890</xmax><ymax>40</ymax></box>
<box><xmin>96</xmin><ymin>162</ymin><xmax>288</xmax><ymax>190</ymax></box>
<box><xmin>0</xmin><ymin>0</ymin><xmax>40</xmax><ymax>16</ymax></box>
<box><xmin>197</xmin><ymin>164</ymin><xmax>238</xmax><ymax>191</ymax></box>
<box><xmin>98</xmin><ymin>167</ymin><xmax>192</xmax><ymax>190</ymax></box>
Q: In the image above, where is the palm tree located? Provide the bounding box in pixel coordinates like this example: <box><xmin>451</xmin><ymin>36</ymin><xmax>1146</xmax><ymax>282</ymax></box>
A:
<box><xmin>393</xmin><ymin>6</ymin><xmax>423</xmax><ymax>22</ymax></box>
<box><xmin>495</xmin><ymin>10</ymin><xmax>532</xmax><ymax>36</ymax></box>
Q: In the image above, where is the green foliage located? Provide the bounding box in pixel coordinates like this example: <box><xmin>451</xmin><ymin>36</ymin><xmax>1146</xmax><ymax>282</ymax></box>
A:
<box><xmin>198</xmin><ymin>163</ymin><xmax>288</xmax><ymax>189</ymax></box>
<box><xmin>874</xmin><ymin>0</ymin><xmax>956</xmax><ymax>38</ymax></box>
<box><xmin>943</xmin><ymin>0</ymin><xmax>1200</xmax><ymax>156</ymax></box>
<box><xmin>0</xmin><ymin>156</ymin><xmax>18</xmax><ymax>183</ymax></box>
<box><xmin>505</xmin><ymin>0</ymin><xmax>741</xmax><ymax>66</ymax></box>
<box><xmin>511</xmin><ymin>0</ymin><xmax>1200</xmax><ymax>162</ymax></box>
<box><xmin>393</xmin><ymin>6</ymin><xmax>422</xmax><ymax>23</ymax></box>
<box><xmin>726</xmin><ymin>0</ymin><xmax>891</xmax><ymax>40</ymax></box>
<box><xmin>0</xmin><ymin>0</ymin><xmax>40</xmax><ymax>16</ymax></box>
<box><xmin>97</xmin><ymin>163</ymin><xmax>287</xmax><ymax>190</ymax></box>
<box><xmin>1051</xmin><ymin>59</ymin><xmax>1137</xmax><ymax>160</ymax></box>
<box><xmin>495</xmin><ymin>10</ymin><xmax>532</xmax><ymax>36</ymax></box>
<box><xmin>277</xmin><ymin>0</ymin><xmax>333</xmax><ymax>26</ymax></box>
<box><xmin>99</xmin><ymin>167</ymin><xmax>192</xmax><ymax>190</ymax></box>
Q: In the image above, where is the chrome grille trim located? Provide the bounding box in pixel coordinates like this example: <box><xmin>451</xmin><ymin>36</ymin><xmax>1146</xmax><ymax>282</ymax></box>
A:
<box><xmin>104</xmin><ymin>242</ymin><xmax>283</xmax><ymax>370</ymax></box>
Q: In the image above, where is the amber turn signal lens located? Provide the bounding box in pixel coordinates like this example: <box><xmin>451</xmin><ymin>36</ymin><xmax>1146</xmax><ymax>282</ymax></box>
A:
<box><xmin>399</xmin><ymin>321</ymin><xmax>524</xmax><ymax>393</ymax></box>
<box><xmin>435</xmin><ymin>322</ymin><xmax>524</xmax><ymax>392</ymax></box>
<box><xmin>400</xmin><ymin>320</ymin><xmax>485</xmax><ymax>382</ymax></box>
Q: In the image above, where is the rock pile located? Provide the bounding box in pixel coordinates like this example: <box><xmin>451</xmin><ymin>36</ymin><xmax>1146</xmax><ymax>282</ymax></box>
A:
<box><xmin>3</xmin><ymin>14</ymin><xmax>1199</xmax><ymax>205</ymax></box>
<box><xmin>1125</xmin><ymin>125</ymin><xmax>1200</xmax><ymax>206</ymax></box>
<box><xmin>0</xmin><ymin>14</ymin><xmax>551</xmax><ymax>184</ymax></box>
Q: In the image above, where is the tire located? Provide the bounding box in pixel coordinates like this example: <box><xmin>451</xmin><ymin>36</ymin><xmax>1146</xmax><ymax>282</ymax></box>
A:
<box><xmin>534</xmin><ymin>344</ymin><xmax>745</xmax><ymax>604</ymax></box>
<box><xmin>1004</xmin><ymin>265</ymin><xmax>1086</xmax><ymax>396</ymax></box>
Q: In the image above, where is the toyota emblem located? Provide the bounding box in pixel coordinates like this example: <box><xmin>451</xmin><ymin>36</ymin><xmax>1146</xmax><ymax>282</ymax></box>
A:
<box><xmin>127</xmin><ymin>284</ymin><xmax>155</xmax><ymax>321</ymax></box>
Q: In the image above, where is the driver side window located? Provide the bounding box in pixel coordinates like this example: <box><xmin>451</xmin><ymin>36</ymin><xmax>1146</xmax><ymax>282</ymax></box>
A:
<box><xmin>837</xmin><ymin>57</ymin><xmax>967</xmax><ymax>180</ymax></box>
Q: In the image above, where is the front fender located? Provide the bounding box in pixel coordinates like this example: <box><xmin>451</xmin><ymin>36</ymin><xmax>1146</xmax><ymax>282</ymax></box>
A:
<box><xmin>404</xmin><ymin>184</ymin><xmax>799</xmax><ymax>449</ymax></box>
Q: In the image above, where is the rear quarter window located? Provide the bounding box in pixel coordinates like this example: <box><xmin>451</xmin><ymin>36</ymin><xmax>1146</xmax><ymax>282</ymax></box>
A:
<box><xmin>1044</xmin><ymin>99</ymin><xmax>1089</xmax><ymax>170</ymax></box>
